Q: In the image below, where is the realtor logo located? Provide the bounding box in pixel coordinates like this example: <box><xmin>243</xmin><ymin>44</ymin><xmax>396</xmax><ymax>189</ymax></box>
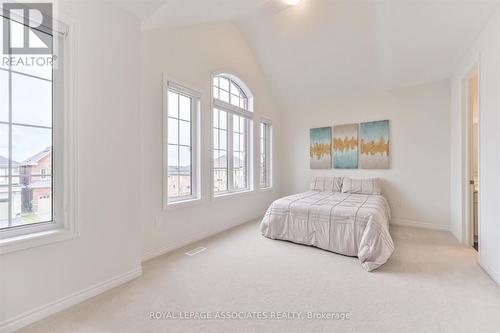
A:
<box><xmin>2</xmin><ymin>2</ymin><xmax>53</xmax><ymax>54</ymax></box>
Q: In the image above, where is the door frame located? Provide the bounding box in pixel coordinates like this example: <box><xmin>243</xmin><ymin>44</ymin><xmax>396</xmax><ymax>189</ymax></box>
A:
<box><xmin>460</xmin><ymin>61</ymin><xmax>481</xmax><ymax>251</ymax></box>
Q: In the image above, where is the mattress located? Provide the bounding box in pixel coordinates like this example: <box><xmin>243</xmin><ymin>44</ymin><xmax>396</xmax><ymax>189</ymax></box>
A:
<box><xmin>260</xmin><ymin>191</ymin><xmax>394</xmax><ymax>271</ymax></box>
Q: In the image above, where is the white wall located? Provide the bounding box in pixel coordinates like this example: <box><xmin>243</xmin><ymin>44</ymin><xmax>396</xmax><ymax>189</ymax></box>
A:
<box><xmin>450</xmin><ymin>6</ymin><xmax>500</xmax><ymax>284</ymax></box>
<box><xmin>140</xmin><ymin>23</ymin><xmax>282</xmax><ymax>259</ymax></box>
<box><xmin>0</xmin><ymin>2</ymin><xmax>142</xmax><ymax>330</ymax></box>
<box><xmin>280</xmin><ymin>80</ymin><xmax>451</xmax><ymax>230</ymax></box>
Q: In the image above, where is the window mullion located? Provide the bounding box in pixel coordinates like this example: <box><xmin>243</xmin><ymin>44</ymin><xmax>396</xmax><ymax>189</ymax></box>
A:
<box><xmin>190</xmin><ymin>99</ymin><xmax>194</xmax><ymax>197</ymax></box>
<box><xmin>177</xmin><ymin>95</ymin><xmax>181</xmax><ymax>197</ymax></box>
<box><xmin>244</xmin><ymin>119</ymin><xmax>249</xmax><ymax>189</ymax></box>
<box><xmin>228</xmin><ymin>113</ymin><xmax>234</xmax><ymax>192</ymax></box>
<box><xmin>264</xmin><ymin>124</ymin><xmax>269</xmax><ymax>187</ymax></box>
<box><xmin>7</xmin><ymin>56</ymin><xmax>12</xmax><ymax>228</ymax></box>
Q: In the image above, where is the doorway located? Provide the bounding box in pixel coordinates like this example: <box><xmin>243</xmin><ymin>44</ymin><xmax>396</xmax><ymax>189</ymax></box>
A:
<box><xmin>462</xmin><ymin>64</ymin><xmax>480</xmax><ymax>252</ymax></box>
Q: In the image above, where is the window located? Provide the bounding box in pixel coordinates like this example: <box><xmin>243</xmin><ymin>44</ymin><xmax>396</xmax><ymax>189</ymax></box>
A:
<box><xmin>164</xmin><ymin>79</ymin><xmax>200</xmax><ymax>205</ymax></box>
<box><xmin>260</xmin><ymin>121</ymin><xmax>272</xmax><ymax>188</ymax></box>
<box><xmin>212</xmin><ymin>74</ymin><xmax>253</xmax><ymax>196</ymax></box>
<box><xmin>0</xmin><ymin>9</ymin><xmax>77</xmax><ymax>253</ymax></box>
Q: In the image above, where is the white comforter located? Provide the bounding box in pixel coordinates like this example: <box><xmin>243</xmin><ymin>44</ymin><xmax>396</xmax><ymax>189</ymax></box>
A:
<box><xmin>260</xmin><ymin>191</ymin><xmax>394</xmax><ymax>271</ymax></box>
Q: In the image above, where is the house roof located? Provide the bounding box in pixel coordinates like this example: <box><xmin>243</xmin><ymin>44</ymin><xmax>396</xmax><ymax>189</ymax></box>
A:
<box><xmin>0</xmin><ymin>155</ymin><xmax>20</xmax><ymax>168</ymax></box>
<box><xmin>22</xmin><ymin>147</ymin><xmax>52</xmax><ymax>166</ymax></box>
<box><xmin>214</xmin><ymin>154</ymin><xmax>244</xmax><ymax>168</ymax></box>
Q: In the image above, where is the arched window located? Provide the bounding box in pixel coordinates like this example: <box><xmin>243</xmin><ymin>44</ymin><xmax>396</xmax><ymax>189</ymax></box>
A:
<box><xmin>212</xmin><ymin>73</ymin><xmax>253</xmax><ymax>195</ymax></box>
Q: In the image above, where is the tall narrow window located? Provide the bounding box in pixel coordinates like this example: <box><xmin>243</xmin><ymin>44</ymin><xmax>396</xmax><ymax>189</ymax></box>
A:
<box><xmin>212</xmin><ymin>74</ymin><xmax>253</xmax><ymax>196</ymax></box>
<box><xmin>1</xmin><ymin>17</ymin><xmax>53</xmax><ymax>229</ymax></box>
<box><xmin>165</xmin><ymin>80</ymin><xmax>200</xmax><ymax>205</ymax></box>
<box><xmin>0</xmin><ymin>7</ymin><xmax>77</xmax><ymax>252</ymax></box>
<box><xmin>260</xmin><ymin>121</ymin><xmax>272</xmax><ymax>188</ymax></box>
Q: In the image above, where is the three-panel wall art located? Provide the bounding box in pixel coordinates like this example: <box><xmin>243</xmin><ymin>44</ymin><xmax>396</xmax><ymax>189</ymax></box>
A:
<box><xmin>310</xmin><ymin>120</ymin><xmax>390</xmax><ymax>169</ymax></box>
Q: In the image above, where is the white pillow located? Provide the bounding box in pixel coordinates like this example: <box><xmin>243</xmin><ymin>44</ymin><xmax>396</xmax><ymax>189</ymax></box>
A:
<box><xmin>342</xmin><ymin>177</ymin><xmax>381</xmax><ymax>195</ymax></box>
<box><xmin>310</xmin><ymin>177</ymin><xmax>343</xmax><ymax>192</ymax></box>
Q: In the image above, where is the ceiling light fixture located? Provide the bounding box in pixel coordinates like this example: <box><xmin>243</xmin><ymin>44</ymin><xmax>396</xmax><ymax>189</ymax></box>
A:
<box><xmin>283</xmin><ymin>0</ymin><xmax>301</xmax><ymax>6</ymax></box>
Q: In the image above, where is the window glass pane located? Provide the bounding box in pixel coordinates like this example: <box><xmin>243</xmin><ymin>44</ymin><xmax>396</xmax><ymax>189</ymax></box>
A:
<box><xmin>0</xmin><ymin>124</ymin><xmax>8</xmax><ymax>159</ymax></box>
<box><xmin>179</xmin><ymin>95</ymin><xmax>191</xmax><ymax>121</ymax></box>
<box><xmin>168</xmin><ymin>144</ymin><xmax>179</xmax><ymax>169</ymax></box>
<box><xmin>179</xmin><ymin>146</ymin><xmax>190</xmax><ymax>170</ymax></box>
<box><xmin>219</xmin><ymin>89</ymin><xmax>229</xmax><ymax>103</ymax></box>
<box><xmin>230</xmin><ymin>94</ymin><xmax>239</xmax><ymax>107</ymax></box>
<box><xmin>18</xmin><ymin>175</ymin><xmax>52</xmax><ymax>226</ymax></box>
<box><xmin>233</xmin><ymin>152</ymin><xmax>242</xmax><ymax>168</ymax></box>
<box><xmin>213</xmin><ymin>109</ymin><xmax>219</xmax><ymax>128</ymax></box>
<box><xmin>0</xmin><ymin>183</ymin><xmax>8</xmax><ymax>228</ymax></box>
<box><xmin>213</xmin><ymin>130</ymin><xmax>219</xmax><ymax>150</ymax></box>
<box><xmin>168</xmin><ymin>176</ymin><xmax>178</xmax><ymax>198</ymax></box>
<box><xmin>214</xmin><ymin>150</ymin><xmax>220</xmax><ymax>168</ymax></box>
<box><xmin>9</xmin><ymin>18</ymin><xmax>23</xmax><ymax>48</ymax></box>
<box><xmin>12</xmin><ymin>72</ymin><xmax>52</xmax><ymax>127</ymax></box>
<box><xmin>219</xmin><ymin>130</ymin><xmax>227</xmax><ymax>151</ymax></box>
<box><xmin>233</xmin><ymin>133</ymin><xmax>239</xmax><ymax>152</ymax></box>
<box><xmin>239</xmin><ymin>133</ymin><xmax>245</xmax><ymax>152</ymax></box>
<box><xmin>168</xmin><ymin>118</ymin><xmax>178</xmax><ymax>144</ymax></box>
<box><xmin>168</xmin><ymin>91</ymin><xmax>179</xmax><ymax>118</ymax></box>
<box><xmin>3</xmin><ymin>20</ymin><xmax>52</xmax><ymax>80</ymax></box>
<box><xmin>179</xmin><ymin>175</ymin><xmax>191</xmax><ymax>197</ymax></box>
<box><xmin>11</xmin><ymin>125</ymin><xmax>52</xmax><ymax>166</ymax></box>
<box><xmin>219</xmin><ymin>77</ymin><xmax>229</xmax><ymax>91</ymax></box>
<box><xmin>214</xmin><ymin>150</ymin><xmax>227</xmax><ymax>192</ymax></box>
<box><xmin>11</xmin><ymin>59</ymin><xmax>52</xmax><ymax>81</ymax></box>
<box><xmin>219</xmin><ymin>111</ymin><xmax>227</xmax><ymax>129</ymax></box>
<box><xmin>230</xmin><ymin>82</ymin><xmax>239</xmax><ymax>95</ymax></box>
<box><xmin>233</xmin><ymin>115</ymin><xmax>240</xmax><ymax>132</ymax></box>
<box><xmin>233</xmin><ymin>153</ymin><xmax>245</xmax><ymax>190</ymax></box>
<box><xmin>179</xmin><ymin>120</ymin><xmax>190</xmax><ymax>146</ymax></box>
<box><xmin>0</xmin><ymin>71</ymin><xmax>8</xmax><ymax>122</ymax></box>
<box><xmin>10</xmin><ymin>125</ymin><xmax>53</xmax><ymax>225</ymax></box>
<box><xmin>240</xmin><ymin>117</ymin><xmax>245</xmax><ymax>132</ymax></box>
<box><xmin>179</xmin><ymin>146</ymin><xmax>191</xmax><ymax>196</ymax></box>
<box><xmin>0</xmin><ymin>124</ymin><xmax>9</xmax><ymax>228</ymax></box>
<box><xmin>213</xmin><ymin>86</ymin><xmax>218</xmax><ymax>99</ymax></box>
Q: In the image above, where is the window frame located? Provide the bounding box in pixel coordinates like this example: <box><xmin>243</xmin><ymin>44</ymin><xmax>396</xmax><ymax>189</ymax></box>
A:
<box><xmin>163</xmin><ymin>76</ymin><xmax>201</xmax><ymax>208</ymax></box>
<box><xmin>259</xmin><ymin>119</ymin><xmax>272</xmax><ymax>189</ymax></box>
<box><xmin>0</xmin><ymin>13</ymin><xmax>78</xmax><ymax>254</ymax></box>
<box><xmin>211</xmin><ymin>73</ymin><xmax>254</xmax><ymax>199</ymax></box>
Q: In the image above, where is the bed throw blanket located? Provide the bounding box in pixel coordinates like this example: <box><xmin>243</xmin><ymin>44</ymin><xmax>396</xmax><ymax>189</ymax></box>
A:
<box><xmin>260</xmin><ymin>191</ymin><xmax>394</xmax><ymax>271</ymax></box>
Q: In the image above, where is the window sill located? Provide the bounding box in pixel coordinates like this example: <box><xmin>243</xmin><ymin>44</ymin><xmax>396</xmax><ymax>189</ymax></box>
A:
<box><xmin>259</xmin><ymin>186</ymin><xmax>273</xmax><ymax>192</ymax></box>
<box><xmin>165</xmin><ymin>198</ymin><xmax>202</xmax><ymax>210</ymax></box>
<box><xmin>212</xmin><ymin>189</ymin><xmax>254</xmax><ymax>201</ymax></box>
<box><xmin>0</xmin><ymin>227</ymin><xmax>78</xmax><ymax>255</ymax></box>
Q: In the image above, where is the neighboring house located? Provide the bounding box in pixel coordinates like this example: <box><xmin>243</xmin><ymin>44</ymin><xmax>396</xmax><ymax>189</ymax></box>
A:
<box><xmin>0</xmin><ymin>155</ymin><xmax>22</xmax><ymax>228</ymax></box>
<box><xmin>213</xmin><ymin>154</ymin><xmax>245</xmax><ymax>191</ymax></box>
<box><xmin>20</xmin><ymin>147</ymin><xmax>52</xmax><ymax>218</ymax></box>
<box><xmin>168</xmin><ymin>165</ymin><xmax>192</xmax><ymax>196</ymax></box>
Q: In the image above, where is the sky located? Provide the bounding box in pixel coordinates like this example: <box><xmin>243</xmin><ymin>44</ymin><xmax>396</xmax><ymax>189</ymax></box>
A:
<box><xmin>0</xmin><ymin>18</ymin><xmax>53</xmax><ymax>164</ymax></box>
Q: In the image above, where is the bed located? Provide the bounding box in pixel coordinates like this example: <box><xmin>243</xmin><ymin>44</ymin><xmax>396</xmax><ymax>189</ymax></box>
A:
<box><xmin>260</xmin><ymin>177</ymin><xmax>394</xmax><ymax>271</ymax></box>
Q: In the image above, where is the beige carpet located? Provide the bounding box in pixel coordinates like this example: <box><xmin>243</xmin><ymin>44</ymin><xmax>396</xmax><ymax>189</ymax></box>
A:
<box><xmin>20</xmin><ymin>221</ymin><xmax>500</xmax><ymax>333</ymax></box>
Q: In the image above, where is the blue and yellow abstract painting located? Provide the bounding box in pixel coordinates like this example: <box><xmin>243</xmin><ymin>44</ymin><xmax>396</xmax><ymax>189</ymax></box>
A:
<box><xmin>333</xmin><ymin>124</ymin><xmax>358</xmax><ymax>169</ymax></box>
<box><xmin>310</xmin><ymin>127</ymin><xmax>332</xmax><ymax>169</ymax></box>
<box><xmin>360</xmin><ymin>120</ymin><xmax>390</xmax><ymax>169</ymax></box>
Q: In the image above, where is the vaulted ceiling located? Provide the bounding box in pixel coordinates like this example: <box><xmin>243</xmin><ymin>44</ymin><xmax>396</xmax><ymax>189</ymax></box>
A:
<box><xmin>114</xmin><ymin>0</ymin><xmax>500</xmax><ymax>109</ymax></box>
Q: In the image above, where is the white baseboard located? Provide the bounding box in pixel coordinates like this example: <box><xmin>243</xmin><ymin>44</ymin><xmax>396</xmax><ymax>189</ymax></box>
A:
<box><xmin>390</xmin><ymin>218</ymin><xmax>449</xmax><ymax>231</ymax></box>
<box><xmin>0</xmin><ymin>266</ymin><xmax>142</xmax><ymax>333</ymax></box>
<box><xmin>142</xmin><ymin>217</ymin><xmax>262</xmax><ymax>262</ymax></box>
<box><xmin>480</xmin><ymin>261</ymin><xmax>500</xmax><ymax>285</ymax></box>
